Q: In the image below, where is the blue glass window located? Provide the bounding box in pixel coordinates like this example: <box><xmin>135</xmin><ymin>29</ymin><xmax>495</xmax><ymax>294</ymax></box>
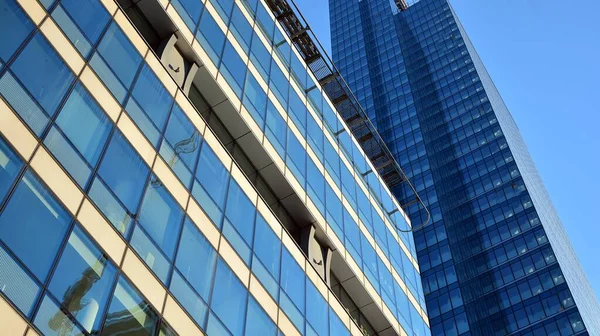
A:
<box><xmin>193</xmin><ymin>144</ymin><xmax>229</xmax><ymax>226</ymax></box>
<box><xmin>280</xmin><ymin>249</ymin><xmax>305</xmax><ymax>332</ymax></box>
<box><xmin>223</xmin><ymin>180</ymin><xmax>256</xmax><ymax>264</ymax></box>
<box><xmin>223</xmin><ymin>180</ymin><xmax>256</xmax><ymax>265</ymax></box>
<box><xmin>103</xmin><ymin>276</ymin><xmax>158</xmax><ymax>334</ymax></box>
<box><xmin>34</xmin><ymin>294</ymin><xmax>86</xmax><ymax>335</ymax></box>
<box><xmin>3</xmin><ymin>33</ymin><xmax>74</xmax><ymax>135</ymax></box>
<box><xmin>286</xmin><ymin>131</ymin><xmax>306</xmax><ymax>186</ymax></box>
<box><xmin>243</xmin><ymin>72</ymin><xmax>268</xmax><ymax>126</ymax></box>
<box><xmin>329</xmin><ymin>308</ymin><xmax>349</xmax><ymax>336</ymax></box>
<box><xmin>92</xmin><ymin>23</ymin><xmax>142</xmax><ymax>103</ymax></box>
<box><xmin>306</xmin><ymin>281</ymin><xmax>328</xmax><ymax>334</ymax></box>
<box><xmin>128</xmin><ymin>65</ymin><xmax>174</xmax><ymax>147</ymax></box>
<box><xmin>197</xmin><ymin>12</ymin><xmax>225</xmax><ymax>64</ymax></box>
<box><xmin>160</xmin><ymin>104</ymin><xmax>201</xmax><ymax>188</ymax></box>
<box><xmin>229</xmin><ymin>5</ymin><xmax>253</xmax><ymax>53</ymax></box>
<box><xmin>306</xmin><ymin>158</ymin><xmax>325</xmax><ymax>215</ymax></box>
<box><xmin>255</xmin><ymin>4</ymin><xmax>275</xmax><ymax>42</ymax></box>
<box><xmin>0</xmin><ymin>0</ymin><xmax>34</xmax><ymax>63</ymax></box>
<box><xmin>0</xmin><ymin>137</ymin><xmax>22</xmax><ymax>204</ymax></box>
<box><xmin>138</xmin><ymin>181</ymin><xmax>184</xmax><ymax>258</ymax></box>
<box><xmin>0</xmin><ymin>244</ymin><xmax>39</xmax><ymax>315</ymax></box>
<box><xmin>46</xmin><ymin>83</ymin><xmax>111</xmax><ymax>187</ymax></box>
<box><xmin>171</xmin><ymin>0</ymin><xmax>204</xmax><ymax>32</ymax></box>
<box><xmin>48</xmin><ymin>226</ymin><xmax>117</xmax><ymax>333</ymax></box>
<box><xmin>170</xmin><ymin>270</ymin><xmax>208</xmax><ymax>328</ymax></box>
<box><xmin>0</xmin><ymin>170</ymin><xmax>71</xmax><ymax>279</ymax></box>
<box><xmin>249</xmin><ymin>32</ymin><xmax>271</xmax><ymax>81</ymax></box>
<box><xmin>211</xmin><ymin>259</ymin><xmax>248</xmax><ymax>336</ymax></box>
<box><xmin>175</xmin><ymin>218</ymin><xmax>216</xmax><ymax>299</ymax></box>
<box><xmin>306</xmin><ymin>113</ymin><xmax>323</xmax><ymax>158</ymax></box>
<box><xmin>245</xmin><ymin>297</ymin><xmax>276</xmax><ymax>336</ymax></box>
<box><xmin>269</xmin><ymin>63</ymin><xmax>289</xmax><ymax>105</ymax></box>
<box><xmin>210</xmin><ymin>0</ymin><xmax>234</xmax><ymax>21</ymax></box>
<box><xmin>97</xmin><ymin>132</ymin><xmax>149</xmax><ymax>228</ymax></box>
<box><xmin>252</xmin><ymin>214</ymin><xmax>280</xmax><ymax>299</ymax></box>
<box><xmin>264</xmin><ymin>102</ymin><xmax>287</xmax><ymax>157</ymax></box>
<box><xmin>288</xmin><ymin>89</ymin><xmax>306</xmax><ymax>133</ymax></box>
<box><xmin>130</xmin><ymin>224</ymin><xmax>171</xmax><ymax>282</ymax></box>
<box><xmin>52</xmin><ymin>0</ymin><xmax>110</xmax><ymax>57</ymax></box>
<box><xmin>220</xmin><ymin>41</ymin><xmax>247</xmax><ymax>99</ymax></box>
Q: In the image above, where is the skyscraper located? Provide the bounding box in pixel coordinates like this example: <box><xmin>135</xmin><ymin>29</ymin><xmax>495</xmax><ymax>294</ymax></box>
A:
<box><xmin>330</xmin><ymin>0</ymin><xmax>600</xmax><ymax>335</ymax></box>
<box><xmin>0</xmin><ymin>0</ymin><xmax>431</xmax><ymax>335</ymax></box>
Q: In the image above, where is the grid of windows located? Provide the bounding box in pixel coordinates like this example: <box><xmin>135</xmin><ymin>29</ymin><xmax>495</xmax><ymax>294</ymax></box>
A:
<box><xmin>0</xmin><ymin>0</ymin><xmax>425</xmax><ymax>335</ymax></box>
<box><xmin>330</xmin><ymin>0</ymin><xmax>597</xmax><ymax>334</ymax></box>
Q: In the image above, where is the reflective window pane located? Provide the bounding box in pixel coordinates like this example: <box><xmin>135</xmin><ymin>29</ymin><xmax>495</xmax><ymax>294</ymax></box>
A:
<box><xmin>211</xmin><ymin>259</ymin><xmax>248</xmax><ymax>336</ymax></box>
<box><xmin>0</xmin><ymin>0</ymin><xmax>34</xmax><ymax>63</ymax></box>
<box><xmin>0</xmin><ymin>137</ymin><xmax>22</xmax><ymax>204</ymax></box>
<box><xmin>101</xmin><ymin>276</ymin><xmax>158</xmax><ymax>335</ymax></box>
<box><xmin>48</xmin><ymin>226</ymin><xmax>117</xmax><ymax>333</ymax></box>
<box><xmin>98</xmin><ymin>132</ymin><xmax>149</xmax><ymax>215</ymax></box>
<box><xmin>0</xmin><ymin>170</ymin><xmax>71</xmax><ymax>279</ymax></box>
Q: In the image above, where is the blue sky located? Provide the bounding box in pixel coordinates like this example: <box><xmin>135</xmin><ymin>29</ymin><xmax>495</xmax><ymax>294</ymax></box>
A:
<box><xmin>293</xmin><ymin>0</ymin><xmax>600</xmax><ymax>298</ymax></box>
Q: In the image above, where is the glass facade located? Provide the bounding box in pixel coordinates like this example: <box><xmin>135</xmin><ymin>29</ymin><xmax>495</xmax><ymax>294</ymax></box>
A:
<box><xmin>0</xmin><ymin>0</ymin><xmax>430</xmax><ymax>335</ymax></box>
<box><xmin>330</xmin><ymin>0</ymin><xmax>600</xmax><ymax>335</ymax></box>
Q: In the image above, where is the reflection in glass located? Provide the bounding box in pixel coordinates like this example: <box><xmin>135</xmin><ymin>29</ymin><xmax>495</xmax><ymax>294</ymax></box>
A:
<box><xmin>49</xmin><ymin>226</ymin><xmax>117</xmax><ymax>333</ymax></box>
<box><xmin>102</xmin><ymin>276</ymin><xmax>157</xmax><ymax>336</ymax></box>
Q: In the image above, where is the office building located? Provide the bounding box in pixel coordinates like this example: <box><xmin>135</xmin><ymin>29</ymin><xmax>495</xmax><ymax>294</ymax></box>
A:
<box><xmin>0</xmin><ymin>0</ymin><xmax>430</xmax><ymax>335</ymax></box>
<box><xmin>330</xmin><ymin>0</ymin><xmax>600</xmax><ymax>335</ymax></box>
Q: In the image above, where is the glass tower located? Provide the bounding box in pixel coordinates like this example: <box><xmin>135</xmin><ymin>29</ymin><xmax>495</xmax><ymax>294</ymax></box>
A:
<box><xmin>0</xmin><ymin>0</ymin><xmax>430</xmax><ymax>335</ymax></box>
<box><xmin>330</xmin><ymin>0</ymin><xmax>600</xmax><ymax>335</ymax></box>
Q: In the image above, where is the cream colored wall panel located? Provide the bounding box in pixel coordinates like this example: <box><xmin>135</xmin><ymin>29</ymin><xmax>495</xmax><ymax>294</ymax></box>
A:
<box><xmin>249</xmin><ymin>274</ymin><xmax>278</xmax><ymax>323</ymax></box>
<box><xmin>227</xmin><ymin>30</ymin><xmax>250</xmax><ymax>65</ymax></box>
<box><xmin>25</xmin><ymin>328</ymin><xmax>40</xmax><ymax>336</ymax></box>
<box><xmin>327</xmin><ymin>224</ymin><xmax>344</xmax><ymax>252</ymax></box>
<box><xmin>116</xmin><ymin>113</ymin><xmax>156</xmax><ymax>166</ymax></box>
<box><xmin>99</xmin><ymin>0</ymin><xmax>118</xmax><ymax>15</ymax></box>
<box><xmin>345</xmin><ymin>254</ymin><xmax>364</xmax><ymax>286</ymax></box>
<box><xmin>268</xmin><ymin>90</ymin><xmax>287</xmax><ymax>121</ymax></box>
<box><xmin>241</xmin><ymin>106</ymin><xmax>263</xmax><ymax>140</ymax></box>
<box><xmin>375</xmin><ymin>245</ymin><xmax>391</xmax><ymax>272</ymax></box>
<box><xmin>215</xmin><ymin>77</ymin><xmax>241</xmax><ymax>111</ymax></box>
<box><xmin>328</xmin><ymin>293</ymin><xmax>351</xmax><ymax>330</ymax></box>
<box><xmin>186</xmin><ymin>199</ymin><xmax>221</xmax><ymax>250</ymax></box>
<box><xmin>278</xmin><ymin>309</ymin><xmax>301</xmax><ymax>336</ymax></box>
<box><xmin>0</xmin><ymin>100</ymin><xmax>38</xmax><ymax>161</ymax></box>
<box><xmin>364</xmin><ymin>279</ymin><xmax>382</xmax><ymax>311</ymax></box>
<box><xmin>218</xmin><ymin>237</ymin><xmax>250</xmax><ymax>287</ymax></box>
<box><xmin>166</xmin><ymin>5</ymin><xmax>193</xmax><ymax>43</ymax></box>
<box><xmin>31</xmin><ymin>147</ymin><xmax>83</xmax><ymax>215</ymax></box>
<box><xmin>0</xmin><ymin>296</ymin><xmax>28</xmax><ymax>336</ymax></box>
<box><xmin>163</xmin><ymin>295</ymin><xmax>204</xmax><ymax>336</ymax></box>
<box><xmin>256</xmin><ymin>199</ymin><xmax>282</xmax><ymax>239</ymax></box>
<box><xmin>145</xmin><ymin>52</ymin><xmax>178</xmax><ymax>96</ymax></box>
<box><xmin>122</xmin><ymin>248</ymin><xmax>166</xmax><ymax>310</ymax></box>
<box><xmin>382</xmin><ymin>303</ymin><xmax>400</xmax><ymax>335</ymax></box>
<box><xmin>157</xmin><ymin>0</ymin><xmax>168</xmax><ymax>8</ymax></box>
<box><xmin>80</xmin><ymin>66</ymin><xmax>121</xmax><ymax>122</ymax></box>
<box><xmin>17</xmin><ymin>0</ymin><xmax>45</xmax><ymax>25</ymax></box>
<box><xmin>176</xmin><ymin>92</ymin><xmax>206</xmax><ymax>133</ymax></box>
<box><xmin>247</xmin><ymin>62</ymin><xmax>268</xmax><ymax>92</ymax></box>
<box><xmin>114</xmin><ymin>11</ymin><xmax>148</xmax><ymax>56</ymax></box>
<box><xmin>204</xmin><ymin>1</ymin><xmax>228</xmax><ymax>34</ymax></box>
<box><xmin>77</xmin><ymin>199</ymin><xmax>126</xmax><ymax>264</ymax></box>
<box><xmin>305</xmin><ymin>263</ymin><xmax>328</xmax><ymax>299</ymax></box>
<box><xmin>192</xmin><ymin>42</ymin><xmax>218</xmax><ymax>77</ymax></box>
<box><xmin>230</xmin><ymin>164</ymin><xmax>258</xmax><ymax>205</ymax></box>
<box><xmin>281</xmin><ymin>233</ymin><xmax>305</xmax><ymax>270</ymax></box>
<box><xmin>202</xmin><ymin>128</ymin><xmax>232</xmax><ymax>170</ymax></box>
<box><xmin>152</xmin><ymin>157</ymin><xmax>189</xmax><ymax>209</ymax></box>
<box><xmin>40</xmin><ymin>19</ymin><xmax>85</xmax><ymax>74</ymax></box>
